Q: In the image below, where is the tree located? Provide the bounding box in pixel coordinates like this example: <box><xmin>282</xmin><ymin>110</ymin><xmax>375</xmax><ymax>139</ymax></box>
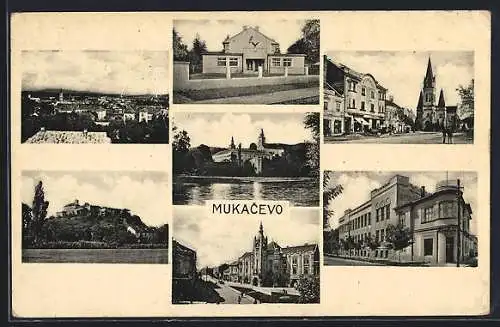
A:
<box><xmin>172</xmin><ymin>125</ymin><xmax>191</xmax><ymax>174</ymax></box>
<box><xmin>343</xmin><ymin>236</ymin><xmax>355</xmax><ymax>257</ymax></box>
<box><xmin>385</xmin><ymin>223</ymin><xmax>412</xmax><ymax>262</ymax></box>
<box><xmin>365</xmin><ymin>233</ymin><xmax>380</xmax><ymax>253</ymax></box>
<box><xmin>287</xmin><ymin>19</ymin><xmax>320</xmax><ymax>64</ymax></box>
<box><xmin>457</xmin><ymin>79</ymin><xmax>474</xmax><ymax>126</ymax></box>
<box><xmin>31</xmin><ymin>181</ymin><xmax>49</xmax><ymax>244</ymax></box>
<box><xmin>173</xmin><ymin>28</ymin><xmax>189</xmax><ymax>61</ymax></box>
<box><xmin>296</xmin><ymin>275</ymin><xmax>320</xmax><ymax>303</ymax></box>
<box><xmin>303</xmin><ymin>112</ymin><xmax>320</xmax><ymax>175</ymax></box>
<box><xmin>322</xmin><ymin>171</ymin><xmax>343</xmax><ymax>229</ymax></box>
<box><xmin>189</xmin><ymin>34</ymin><xmax>208</xmax><ymax>73</ymax></box>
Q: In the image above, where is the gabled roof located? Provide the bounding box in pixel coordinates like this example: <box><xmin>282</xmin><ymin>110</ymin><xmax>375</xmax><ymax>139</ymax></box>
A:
<box><xmin>267</xmin><ymin>241</ymin><xmax>282</xmax><ymax>252</ymax></box>
<box><xmin>225</xmin><ymin>26</ymin><xmax>279</xmax><ymax>45</ymax></box>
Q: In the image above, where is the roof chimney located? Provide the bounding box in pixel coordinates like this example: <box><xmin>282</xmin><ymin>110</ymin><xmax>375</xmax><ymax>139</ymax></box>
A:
<box><xmin>420</xmin><ymin>186</ymin><xmax>426</xmax><ymax>198</ymax></box>
<box><xmin>242</xmin><ymin>25</ymin><xmax>248</xmax><ymax>30</ymax></box>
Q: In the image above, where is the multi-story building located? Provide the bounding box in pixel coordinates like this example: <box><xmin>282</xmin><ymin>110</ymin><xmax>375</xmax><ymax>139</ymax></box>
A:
<box><xmin>323</xmin><ymin>72</ymin><xmax>345</xmax><ymax>136</ymax></box>
<box><xmin>415</xmin><ymin>58</ymin><xmax>458</xmax><ymax>131</ymax></box>
<box><xmin>220</xmin><ymin>222</ymin><xmax>319</xmax><ymax>288</ymax></box>
<box><xmin>201</xmin><ymin>26</ymin><xmax>307</xmax><ymax>75</ymax></box>
<box><xmin>172</xmin><ymin>240</ymin><xmax>198</xmax><ymax>303</ymax></box>
<box><xmin>323</xmin><ymin>55</ymin><xmax>387</xmax><ymax>135</ymax></box>
<box><xmin>385</xmin><ymin>97</ymin><xmax>406</xmax><ymax>133</ymax></box>
<box><xmin>336</xmin><ymin>175</ymin><xmax>476</xmax><ymax>265</ymax></box>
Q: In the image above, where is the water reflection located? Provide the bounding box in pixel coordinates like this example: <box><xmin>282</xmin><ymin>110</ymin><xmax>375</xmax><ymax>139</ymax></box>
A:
<box><xmin>173</xmin><ymin>179</ymin><xmax>319</xmax><ymax>207</ymax></box>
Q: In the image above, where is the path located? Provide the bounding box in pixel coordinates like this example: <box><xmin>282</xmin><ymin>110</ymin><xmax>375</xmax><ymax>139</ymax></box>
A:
<box><xmin>191</xmin><ymin>87</ymin><xmax>319</xmax><ymax>104</ymax></box>
<box><xmin>324</xmin><ymin>255</ymin><xmax>384</xmax><ymax>266</ymax></box>
<box><xmin>325</xmin><ymin>132</ymin><xmax>472</xmax><ymax>144</ymax></box>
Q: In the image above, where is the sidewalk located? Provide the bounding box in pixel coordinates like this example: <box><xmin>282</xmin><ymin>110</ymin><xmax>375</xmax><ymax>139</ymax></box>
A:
<box><xmin>192</xmin><ymin>87</ymin><xmax>319</xmax><ymax>104</ymax></box>
<box><xmin>325</xmin><ymin>254</ymin><xmax>429</xmax><ymax>266</ymax></box>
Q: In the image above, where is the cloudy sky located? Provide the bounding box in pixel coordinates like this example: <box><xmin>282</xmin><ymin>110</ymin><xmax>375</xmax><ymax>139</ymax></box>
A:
<box><xmin>173</xmin><ymin>112</ymin><xmax>314</xmax><ymax>148</ymax></box>
<box><xmin>22</xmin><ymin>171</ymin><xmax>168</xmax><ymax>227</ymax></box>
<box><xmin>325</xmin><ymin>171</ymin><xmax>478</xmax><ymax>234</ymax></box>
<box><xmin>174</xmin><ymin>19</ymin><xmax>306</xmax><ymax>52</ymax></box>
<box><xmin>174</xmin><ymin>207</ymin><xmax>319</xmax><ymax>268</ymax></box>
<box><xmin>22</xmin><ymin>50</ymin><xmax>169</xmax><ymax>95</ymax></box>
<box><xmin>326</xmin><ymin>51</ymin><xmax>474</xmax><ymax>111</ymax></box>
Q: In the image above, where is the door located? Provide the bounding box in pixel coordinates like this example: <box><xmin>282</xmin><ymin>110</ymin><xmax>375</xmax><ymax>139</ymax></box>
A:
<box><xmin>446</xmin><ymin>236</ymin><xmax>454</xmax><ymax>263</ymax></box>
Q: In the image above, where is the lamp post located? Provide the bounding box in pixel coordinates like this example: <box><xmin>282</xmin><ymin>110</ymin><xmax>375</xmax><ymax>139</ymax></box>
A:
<box><xmin>456</xmin><ymin>179</ymin><xmax>464</xmax><ymax>267</ymax></box>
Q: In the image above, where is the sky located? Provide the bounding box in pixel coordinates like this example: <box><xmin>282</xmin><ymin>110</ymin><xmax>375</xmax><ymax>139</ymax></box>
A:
<box><xmin>22</xmin><ymin>50</ymin><xmax>169</xmax><ymax>95</ymax></box>
<box><xmin>22</xmin><ymin>171</ymin><xmax>169</xmax><ymax>227</ymax></box>
<box><xmin>173</xmin><ymin>112</ymin><xmax>314</xmax><ymax>148</ymax></box>
<box><xmin>174</xmin><ymin>19</ymin><xmax>305</xmax><ymax>52</ymax></box>
<box><xmin>325</xmin><ymin>171</ymin><xmax>478</xmax><ymax>234</ymax></box>
<box><xmin>173</xmin><ymin>207</ymin><xmax>319</xmax><ymax>268</ymax></box>
<box><xmin>326</xmin><ymin>51</ymin><xmax>474</xmax><ymax>111</ymax></box>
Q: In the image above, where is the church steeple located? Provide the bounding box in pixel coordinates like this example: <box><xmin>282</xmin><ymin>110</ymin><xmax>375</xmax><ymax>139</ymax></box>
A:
<box><xmin>230</xmin><ymin>136</ymin><xmax>236</xmax><ymax>149</ymax></box>
<box><xmin>437</xmin><ymin>89</ymin><xmax>446</xmax><ymax>108</ymax></box>
<box><xmin>259</xmin><ymin>221</ymin><xmax>264</xmax><ymax>234</ymax></box>
<box><xmin>257</xmin><ymin>129</ymin><xmax>265</xmax><ymax>149</ymax></box>
<box><xmin>423</xmin><ymin>57</ymin><xmax>435</xmax><ymax>88</ymax></box>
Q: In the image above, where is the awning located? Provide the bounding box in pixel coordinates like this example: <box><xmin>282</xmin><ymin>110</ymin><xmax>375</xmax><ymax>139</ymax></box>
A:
<box><xmin>354</xmin><ymin>117</ymin><xmax>370</xmax><ymax>126</ymax></box>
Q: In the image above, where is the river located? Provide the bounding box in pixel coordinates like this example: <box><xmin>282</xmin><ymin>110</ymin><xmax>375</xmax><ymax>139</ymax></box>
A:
<box><xmin>173</xmin><ymin>177</ymin><xmax>319</xmax><ymax>207</ymax></box>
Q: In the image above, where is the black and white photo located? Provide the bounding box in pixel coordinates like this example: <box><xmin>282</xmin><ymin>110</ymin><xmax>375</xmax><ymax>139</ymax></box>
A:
<box><xmin>172</xmin><ymin>207</ymin><xmax>320</xmax><ymax>304</ymax></box>
<box><xmin>172</xmin><ymin>112</ymin><xmax>320</xmax><ymax>207</ymax></box>
<box><xmin>21</xmin><ymin>170</ymin><xmax>169</xmax><ymax>263</ymax></box>
<box><xmin>323</xmin><ymin>51</ymin><xmax>474</xmax><ymax>144</ymax></box>
<box><xmin>323</xmin><ymin>171</ymin><xmax>478</xmax><ymax>267</ymax></box>
<box><xmin>21</xmin><ymin>50</ymin><xmax>169</xmax><ymax>144</ymax></box>
<box><xmin>173</xmin><ymin>19</ymin><xmax>320</xmax><ymax>104</ymax></box>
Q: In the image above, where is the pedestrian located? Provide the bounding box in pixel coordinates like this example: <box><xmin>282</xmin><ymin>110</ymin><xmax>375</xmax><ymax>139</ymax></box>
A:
<box><xmin>441</xmin><ymin>124</ymin><xmax>447</xmax><ymax>144</ymax></box>
<box><xmin>238</xmin><ymin>295</ymin><xmax>241</xmax><ymax>304</ymax></box>
<box><xmin>447</xmin><ymin>128</ymin><xmax>453</xmax><ymax>144</ymax></box>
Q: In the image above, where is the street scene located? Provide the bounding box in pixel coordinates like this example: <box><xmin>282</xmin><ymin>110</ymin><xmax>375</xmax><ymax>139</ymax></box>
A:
<box><xmin>173</xmin><ymin>19</ymin><xmax>319</xmax><ymax>104</ymax></box>
<box><xmin>323</xmin><ymin>51</ymin><xmax>474</xmax><ymax>144</ymax></box>
<box><xmin>172</xmin><ymin>207</ymin><xmax>320</xmax><ymax>304</ymax></box>
<box><xmin>21</xmin><ymin>50</ymin><xmax>169</xmax><ymax>144</ymax></box>
<box><xmin>323</xmin><ymin>171</ymin><xmax>478</xmax><ymax>267</ymax></box>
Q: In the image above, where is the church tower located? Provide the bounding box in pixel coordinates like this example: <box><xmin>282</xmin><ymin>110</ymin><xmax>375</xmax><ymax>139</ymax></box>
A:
<box><xmin>253</xmin><ymin>221</ymin><xmax>268</xmax><ymax>285</ymax></box>
<box><xmin>257</xmin><ymin>128</ymin><xmax>265</xmax><ymax>150</ymax></box>
<box><xmin>422</xmin><ymin>57</ymin><xmax>436</xmax><ymax>108</ymax></box>
<box><xmin>418</xmin><ymin>57</ymin><xmax>437</xmax><ymax>130</ymax></box>
<box><xmin>230</xmin><ymin>136</ymin><xmax>236</xmax><ymax>149</ymax></box>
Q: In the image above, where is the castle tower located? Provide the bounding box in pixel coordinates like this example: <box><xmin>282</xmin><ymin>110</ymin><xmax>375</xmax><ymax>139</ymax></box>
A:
<box><xmin>230</xmin><ymin>136</ymin><xmax>236</xmax><ymax>149</ymax></box>
<box><xmin>257</xmin><ymin>128</ymin><xmax>265</xmax><ymax>150</ymax></box>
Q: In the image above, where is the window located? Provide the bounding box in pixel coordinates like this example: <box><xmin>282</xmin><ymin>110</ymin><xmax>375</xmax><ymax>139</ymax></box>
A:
<box><xmin>371</xmin><ymin>90</ymin><xmax>375</xmax><ymax>99</ymax></box>
<box><xmin>292</xmin><ymin>256</ymin><xmax>298</xmax><ymax>275</ymax></box>
<box><xmin>380</xmin><ymin>229</ymin><xmax>385</xmax><ymax>242</ymax></box>
<box><xmin>399</xmin><ymin>213</ymin><xmax>406</xmax><ymax>227</ymax></box>
<box><xmin>272</xmin><ymin>58</ymin><xmax>281</xmax><ymax>66</ymax></box>
<box><xmin>361</xmin><ymin>101</ymin><xmax>365</xmax><ymax>110</ymax></box>
<box><xmin>424</xmin><ymin>238</ymin><xmax>433</xmax><ymax>256</ymax></box>
<box><xmin>303</xmin><ymin>255</ymin><xmax>310</xmax><ymax>275</ymax></box>
<box><xmin>380</xmin><ymin>207</ymin><xmax>385</xmax><ymax>221</ymax></box>
<box><xmin>349</xmin><ymin>81</ymin><xmax>356</xmax><ymax>92</ymax></box>
<box><xmin>423</xmin><ymin>207</ymin><xmax>433</xmax><ymax>223</ymax></box>
<box><xmin>439</xmin><ymin>201</ymin><xmax>456</xmax><ymax>218</ymax></box>
<box><xmin>324</xmin><ymin>102</ymin><xmax>329</xmax><ymax>111</ymax></box>
<box><xmin>217</xmin><ymin>57</ymin><xmax>226</xmax><ymax>66</ymax></box>
<box><xmin>386</xmin><ymin>205</ymin><xmax>391</xmax><ymax>220</ymax></box>
<box><xmin>336</xmin><ymin>101</ymin><xmax>341</xmax><ymax>111</ymax></box>
<box><xmin>283</xmin><ymin>58</ymin><xmax>292</xmax><ymax>67</ymax></box>
<box><xmin>376</xmin><ymin>230</ymin><xmax>380</xmax><ymax>242</ymax></box>
<box><xmin>229</xmin><ymin>57</ymin><xmax>238</xmax><ymax>66</ymax></box>
<box><xmin>351</xmin><ymin>99</ymin><xmax>356</xmax><ymax>108</ymax></box>
<box><xmin>362</xmin><ymin>87</ymin><xmax>366</xmax><ymax>96</ymax></box>
<box><xmin>371</xmin><ymin>103</ymin><xmax>375</xmax><ymax>112</ymax></box>
<box><xmin>368</xmin><ymin>213</ymin><xmax>371</xmax><ymax>225</ymax></box>
<box><xmin>376</xmin><ymin>208</ymin><xmax>380</xmax><ymax>222</ymax></box>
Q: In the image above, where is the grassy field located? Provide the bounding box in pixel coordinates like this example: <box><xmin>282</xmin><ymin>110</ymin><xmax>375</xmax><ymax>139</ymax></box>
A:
<box><xmin>22</xmin><ymin>248</ymin><xmax>168</xmax><ymax>264</ymax></box>
<box><xmin>175</xmin><ymin>82</ymin><xmax>319</xmax><ymax>102</ymax></box>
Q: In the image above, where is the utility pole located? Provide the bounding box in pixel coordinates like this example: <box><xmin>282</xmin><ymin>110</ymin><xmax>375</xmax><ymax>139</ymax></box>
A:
<box><xmin>456</xmin><ymin>179</ymin><xmax>461</xmax><ymax>267</ymax></box>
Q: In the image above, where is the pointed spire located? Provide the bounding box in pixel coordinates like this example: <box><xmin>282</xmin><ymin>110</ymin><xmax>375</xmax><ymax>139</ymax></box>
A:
<box><xmin>423</xmin><ymin>57</ymin><xmax>434</xmax><ymax>88</ymax></box>
<box><xmin>437</xmin><ymin>89</ymin><xmax>446</xmax><ymax>108</ymax></box>
<box><xmin>259</xmin><ymin>221</ymin><xmax>263</xmax><ymax>234</ymax></box>
<box><xmin>417</xmin><ymin>90</ymin><xmax>423</xmax><ymax>110</ymax></box>
<box><xmin>230</xmin><ymin>136</ymin><xmax>235</xmax><ymax>149</ymax></box>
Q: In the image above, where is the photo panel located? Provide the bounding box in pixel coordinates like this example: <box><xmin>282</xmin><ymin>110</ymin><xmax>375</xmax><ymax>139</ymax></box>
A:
<box><xmin>172</xmin><ymin>19</ymin><xmax>320</xmax><ymax>105</ymax></box>
<box><xmin>21</xmin><ymin>50</ymin><xmax>170</xmax><ymax>144</ymax></box>
<box><xmin>171</xmin><ymin>111</ymin><xmax>320</xmax><ymax>207</ymax></box>
<box><xmin>322</xmin><ymin>51</ymin><xmax>474</xmax><ymax>144</ymax></box>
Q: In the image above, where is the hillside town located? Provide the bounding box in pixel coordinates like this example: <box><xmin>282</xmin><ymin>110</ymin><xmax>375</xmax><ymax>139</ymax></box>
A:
<box><xmin>22</xmin><ymin>90</ymin><xmax>169</xmax><ymax>144</ymax></box>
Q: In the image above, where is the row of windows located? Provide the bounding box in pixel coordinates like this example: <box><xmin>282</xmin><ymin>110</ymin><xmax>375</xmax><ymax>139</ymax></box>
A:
<box><xmin>348</xmin><ymin>98</ymin><xmax>385</xmax><ymax>113</ymax></box>
<box><xmin>421</xmin><ymin>201</ymin><xmax>458</xmax><ymax>223</ymax></box>
<box><xmin>323</xmin><ymin>99</ymin><xmax>343</xmax><ymax>112</ymax></box>
<box><xmin>348</xmin><ymin>81</ymin><xmax>386</xmax><ymax>100</ymax></box>
<box><xmin>350</xmin><ymin>228</ymin><xmax>386</xmax><ymax>243</ymax></box>
<box><xmin>271</xmin><ymin>58</ymin><xmax>292</xmax><ymax>67</ymax></box>
<box><xmin>217</xmin><ymin>57</ymin><xmax>239</xmax><ymax>67</ymax></box>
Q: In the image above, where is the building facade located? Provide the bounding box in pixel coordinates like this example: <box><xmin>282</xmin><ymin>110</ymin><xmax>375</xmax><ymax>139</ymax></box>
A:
<box><xmin>336</xmin><ymin>175</ymin><xmax>476</xmax><ymax>265</ymax></box>
<box><xmin>323</xmin><ymin>55</ymin><xmax>387</xmax><ymax>135</ymax></box>
<box><xmin>172</xmin><ymin>240</ymin><xmax>198</xmax><ymax>303</ymax></box>
<box><xmin>212</xmin><ymin>129</ymin><xmax>285</xmax><ymax>174</ymax></box>
<box><xmin>415</xmin><ymin>58</ymin><xmax>458</xmax><ymax>131</ymax></box>
<box><xmin>218</xmin><ymin>222</ymin><xmax>319</xmax><ymax>288</ymax></box>
<box><xmin>202</xmin><ymin>26</ymin><xmax>307</xmax><ymax>75</ymax></box>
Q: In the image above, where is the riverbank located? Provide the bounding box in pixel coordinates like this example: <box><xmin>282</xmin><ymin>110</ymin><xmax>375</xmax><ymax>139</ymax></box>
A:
<box><xmin>174</xmin><ymin>175</ymin><xmax>318</xmax><ymax>184</ymax></box>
